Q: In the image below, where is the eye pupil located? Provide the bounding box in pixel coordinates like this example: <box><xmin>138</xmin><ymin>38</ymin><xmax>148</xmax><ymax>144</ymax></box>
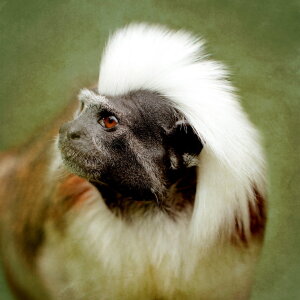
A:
<box><xmin>99</xmin><ymin>115</ymin><xmax>118</xmax><ymax>129</ymax></box>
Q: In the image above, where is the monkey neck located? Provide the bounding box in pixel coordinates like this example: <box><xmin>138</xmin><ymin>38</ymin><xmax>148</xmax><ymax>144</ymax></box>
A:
<box><xmin>92</xmin><ymin>166</ymin><xmax>197</xmax><ymax>220</ymax></box>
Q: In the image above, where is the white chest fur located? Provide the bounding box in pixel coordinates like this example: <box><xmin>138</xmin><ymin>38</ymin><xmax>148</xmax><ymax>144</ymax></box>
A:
<box><xmin>37</xmin><ymin>194</ymin><xmax>261</xmax><ymax>300</ymax></box>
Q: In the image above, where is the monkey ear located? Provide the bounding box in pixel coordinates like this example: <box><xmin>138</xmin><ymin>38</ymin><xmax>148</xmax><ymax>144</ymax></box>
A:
<box><xmin>167</xmin><ymin>120</ymin><xmax>203</xmax><ymax>168</ymax></box>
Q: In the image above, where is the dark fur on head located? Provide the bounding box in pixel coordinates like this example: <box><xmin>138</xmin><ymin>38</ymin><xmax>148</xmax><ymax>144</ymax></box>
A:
<box><xmin>58</xmin><ymin>89</ymin><xmax>203</xmax><ymax>216</ymax></box>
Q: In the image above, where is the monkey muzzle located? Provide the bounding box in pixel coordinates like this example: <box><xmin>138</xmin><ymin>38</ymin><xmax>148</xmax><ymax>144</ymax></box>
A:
<box><xmin>58</xmin><ymin>120</ymin><xmax>103</xmax><ymax>178</ymax></box>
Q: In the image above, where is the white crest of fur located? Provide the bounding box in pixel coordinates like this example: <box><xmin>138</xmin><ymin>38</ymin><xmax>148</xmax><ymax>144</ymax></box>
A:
<box><xmin>98</xmin><ymin>24</ymin><xmax>266</xmax><ymax>245</ymax></box>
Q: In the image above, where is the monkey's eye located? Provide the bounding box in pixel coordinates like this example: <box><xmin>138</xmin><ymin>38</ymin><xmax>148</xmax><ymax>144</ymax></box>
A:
<box><xmin>99</xmin><ymin>116</ymin><xmax>119</xmax><ymax>129</ymax></box>
<box><xmin>79</xmin><ymin>102</ymin><xmax>85</xmax><ymax>111</ymax></box>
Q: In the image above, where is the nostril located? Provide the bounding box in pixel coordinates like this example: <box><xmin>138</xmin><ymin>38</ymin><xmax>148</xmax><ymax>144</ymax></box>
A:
<box><xmin>68</xmin><ymin>131</ymin><xmax>81</xmax><ymax>140</ymax></box>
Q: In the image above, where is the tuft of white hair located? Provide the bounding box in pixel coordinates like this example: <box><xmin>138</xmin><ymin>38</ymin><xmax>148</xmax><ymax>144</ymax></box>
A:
<box><xmin>98</xmin><ymin>23</ymin><xmax>266</xmax><ymax>246</ymax></box>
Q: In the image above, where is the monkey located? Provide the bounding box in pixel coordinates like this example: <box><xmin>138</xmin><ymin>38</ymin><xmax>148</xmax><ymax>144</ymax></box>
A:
<box><xmin>0</xmin><ymin>24</ymin><xmax>266</xmax><ymax>300</ymax></box>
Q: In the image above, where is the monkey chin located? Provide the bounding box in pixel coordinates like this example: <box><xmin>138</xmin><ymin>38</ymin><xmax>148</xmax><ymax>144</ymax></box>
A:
<box><xmin>59</xmin><ymin>152</ymin><xmax>102</xmax><ymax>184</ymax></box>
<box><xmin>58</xmin><ymin>139</ymin><xmax>102</xmax><ymax>181</ymax></box>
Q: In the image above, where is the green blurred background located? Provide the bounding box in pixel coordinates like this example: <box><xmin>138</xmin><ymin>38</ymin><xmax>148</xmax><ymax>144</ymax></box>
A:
<box><xmin>0</xmin><ymin>0</ymin><xmax>299</xmax><ymax>299</ymax></box>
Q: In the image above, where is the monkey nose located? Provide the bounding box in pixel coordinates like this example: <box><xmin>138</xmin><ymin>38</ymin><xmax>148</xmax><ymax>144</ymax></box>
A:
<box><xmin>59</xmin><ymin>122</ymin><xmax>83</xmax><ymax>140</ymax></box>
<box><xmin>67</xmin><ymin>130</ymin><xmax>81</xmax><ymax>140</ymax></box>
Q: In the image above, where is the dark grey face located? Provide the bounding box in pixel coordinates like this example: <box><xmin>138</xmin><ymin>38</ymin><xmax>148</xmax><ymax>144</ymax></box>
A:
<box><xmin>58</xmin><ymin>89</ymin><xmax>202</xmax><ymax>202</ymax></box>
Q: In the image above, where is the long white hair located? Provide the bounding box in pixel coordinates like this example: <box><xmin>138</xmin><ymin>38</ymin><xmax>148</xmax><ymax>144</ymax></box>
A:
<box><xmin>97</xmin><ymin>23</ymin><xmax>266</xmax><ymax>245</ymax></box>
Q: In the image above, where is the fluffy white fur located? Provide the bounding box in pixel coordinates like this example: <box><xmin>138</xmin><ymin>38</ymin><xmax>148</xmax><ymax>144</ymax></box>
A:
<box><xmin>39</xmin><ymin>193</ymin><xmax>260</xmax><ymax>299</ymax></box>
<box><xmin>98</xmin><ymin>23</ymin><xmax>266</xmax><ymax>244</ymax></box>
<box><xmin>38</xmin><ymin>24</ymin><xmax>266</xmax><ymax>299</ymax></box>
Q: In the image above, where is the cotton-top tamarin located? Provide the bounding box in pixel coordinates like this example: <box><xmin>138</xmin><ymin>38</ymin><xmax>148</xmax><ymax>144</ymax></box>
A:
<box><xmin>0</xmin><ymin>24</ymin><xmax>266</xmax><ymax>300</ymax></box>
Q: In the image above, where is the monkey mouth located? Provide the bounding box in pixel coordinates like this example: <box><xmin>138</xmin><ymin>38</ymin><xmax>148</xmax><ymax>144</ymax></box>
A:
<box><xmin>59</xmin><ymin>144</ymin><xmax>101</xmax><ymax>181</ymax></box>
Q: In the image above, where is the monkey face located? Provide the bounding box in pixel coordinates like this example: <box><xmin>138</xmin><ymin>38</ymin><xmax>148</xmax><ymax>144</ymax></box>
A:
<box><xmin>58</xmin><ymin>89</ymin><xmax>202</xmax><ymax>200</ymax></box>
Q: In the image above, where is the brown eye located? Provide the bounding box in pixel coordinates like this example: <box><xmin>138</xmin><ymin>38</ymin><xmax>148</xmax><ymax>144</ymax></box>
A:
<box><xmin>99</xmin><ymin>116</ymin><xmax>119</xmax><ymax>129</ymax></box>
<box><xmin>78</xmin><ymin>101</ymin><xmax>85</xmax><ymax>114</ymax></box>
<box><xmin>79</xmin><ymin>102</ymin><xmax>84</xmax><ymax>111</ymax></box>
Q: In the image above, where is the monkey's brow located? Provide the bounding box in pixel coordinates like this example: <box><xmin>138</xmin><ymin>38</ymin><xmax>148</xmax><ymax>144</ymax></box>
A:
<box><xmin>78</xmin><ymin>88</ymin><xmax>109</xmax><ymax>106</ymax></box>
<box><xmin>78</xmin><ymin>88</ymin><xmax>120</xmax><ymax>114</ymax></box>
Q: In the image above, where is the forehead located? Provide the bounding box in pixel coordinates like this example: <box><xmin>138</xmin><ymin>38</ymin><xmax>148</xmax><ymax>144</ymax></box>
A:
<box><xmin>78</xmin><ymin>89</ymin><xmax>178</xmax><ymax>124</ymax></box>
<box><xmin>78</xmin><ymin>89</ymin><xmax>109</xmax><ymax>105</ymax></box>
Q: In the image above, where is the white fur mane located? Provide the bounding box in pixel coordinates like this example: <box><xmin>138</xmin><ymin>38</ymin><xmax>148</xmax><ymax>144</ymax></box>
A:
<box><xmin>97</xmin><ymin>23</ymin><xmax>266</xmax><ymax>245</ymax></box>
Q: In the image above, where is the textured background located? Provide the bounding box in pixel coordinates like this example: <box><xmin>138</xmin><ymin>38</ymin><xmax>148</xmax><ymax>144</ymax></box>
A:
<box><xmin>0</xmin><ymin>0</ymin><xmax>299</xmax><ymax>299</ymax></box>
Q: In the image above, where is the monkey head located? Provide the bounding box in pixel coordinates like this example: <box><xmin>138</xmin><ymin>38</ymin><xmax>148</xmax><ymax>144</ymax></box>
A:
<box><xmin>58</xmin><ymin>88</ymin><xmax>203</xmax><ymax>203</ymax></box>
